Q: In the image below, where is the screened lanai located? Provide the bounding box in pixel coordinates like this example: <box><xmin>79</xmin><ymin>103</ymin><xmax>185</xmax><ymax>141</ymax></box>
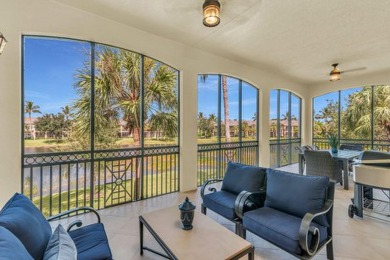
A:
<box><xmin>1</xmin><ymin>1</ymin><xmax>390</xmax><ymax>259</ymax></box>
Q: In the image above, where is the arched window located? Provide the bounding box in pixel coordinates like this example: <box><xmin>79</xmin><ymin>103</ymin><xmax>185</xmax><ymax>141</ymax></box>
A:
<box><xmin>197</xmin><ymin>75</ymin><xmax>259</xmax><ymax>185</ymax></box>
<box><xmin>22</xmin><ymin>36</ymin><xmax>179</xmax><ymax>216</ymax></box>
<box><xmin>313</xmin><ymin>85</ymin><xmax>390</xmax><ymax>151</ymax></box>
<box><xmin>270</xmin><ymin>89</ymin><xmax>302</xmax><ymax>168</ymax></box>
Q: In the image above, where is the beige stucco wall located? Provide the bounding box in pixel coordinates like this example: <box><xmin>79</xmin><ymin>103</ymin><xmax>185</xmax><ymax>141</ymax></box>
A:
<box><xmin>0</xmin><ymin>0</ymin><xmax>309</xmax><ymax>206</ymax></box>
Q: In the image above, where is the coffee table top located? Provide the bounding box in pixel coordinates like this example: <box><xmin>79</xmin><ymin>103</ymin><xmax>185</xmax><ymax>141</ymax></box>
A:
<box><xmin>140</xmin><ymin>206</ymin><xmax>252</xmax><ymax>260</ymax></box>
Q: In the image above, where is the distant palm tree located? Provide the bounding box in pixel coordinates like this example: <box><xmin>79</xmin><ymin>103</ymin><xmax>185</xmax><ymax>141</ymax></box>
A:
<box><xmin>24</xmin><ymin>100</ymin><xmax>41</xmax><ymax>139</ymax></box>
<box><xmin>61</xmin><ymin>106</ymin><xmax>72</xmax><ymax>121</ymax></box>
<box><xmin>252</xmin><ymin>112</ymin><xmax>257</xmax><ymax>121</ymax></box>
<box><xmin>73</xmin><ymin>47</ymin><xmax>177</xmax><ymax>199</ymax></box>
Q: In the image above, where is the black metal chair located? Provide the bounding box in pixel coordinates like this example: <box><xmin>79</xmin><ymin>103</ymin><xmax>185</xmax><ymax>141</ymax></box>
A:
<box><xmin>339</xmin><ymin>144</ymin><xmax>363</xmax><ymax>151</ymax></box>
<box><xmin>200</xmin><ymin>162</ymin><xmax>267</xmax><ymax>236</ymax></box>
<box><xmin>304</xmin><ymin>150</ymin><xmax>343</xmax><ymax>184</ymax></box>
<box><xmin>242</xmin><ymin>170</ymin><xmax>335</xmax><ymax>260</ymax></box>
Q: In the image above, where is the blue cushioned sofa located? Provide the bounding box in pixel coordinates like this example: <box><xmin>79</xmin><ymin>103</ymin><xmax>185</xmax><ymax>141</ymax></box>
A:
<box><xmin>201</xmin><ymin>162</ymin><xmax>267</xmax><ymax>236</ymax></box>
<box><xmin>242</xmin><ymin>169</ymin><xmax>335</xmax><ymax>260</ymax></box>
<box><xmin>0</xmin><ymin>193</ymin><xmax>112</xmax><ymax>260</ymax></box>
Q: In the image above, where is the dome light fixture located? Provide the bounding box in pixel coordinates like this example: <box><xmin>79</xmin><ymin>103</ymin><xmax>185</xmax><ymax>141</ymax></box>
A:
<box><xmin>0</xmin><ymin>32</ymin><xmax>7</xmax><ymax>55</ymax></box>
<box><xmin>329</xmin><ymin>63</ymin><xmax>341</xmax><ymax>82</ymax></box>
<box><xmin>203</xmin><ymin>0</ymin><xmax>221</xmax><ymax>27</ymax></box>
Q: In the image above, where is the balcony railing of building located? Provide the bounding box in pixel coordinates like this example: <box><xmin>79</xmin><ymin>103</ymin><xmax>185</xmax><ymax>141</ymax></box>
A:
<box><xmin>22</xmin><ymin>146</ymin><xmax>179</xmax><ymax>217</ymax></box>
<box><xmin>197</xmin><ymin>141</ymin><xmax>258</xmax><ymax>186</ymax></box>
<box><xmin>270</xmin><ymin>138</ymin><xmax>301</xmax><ymax>168</ymax></box>
<box><xmin>313</xmin><ymin>138</ymin><xmax>390</xmax><ymax>152</ymax></box>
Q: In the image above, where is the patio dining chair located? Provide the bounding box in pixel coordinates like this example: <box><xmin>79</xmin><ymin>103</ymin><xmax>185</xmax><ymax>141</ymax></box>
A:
<box><xmin>295</xmin><ymin>145</ymin><xmax>319</xmax><ymax>172</ymax></box>
<box><xmin>304</xmin><ymin>150</ymin><xmax>342</xmax><ymax>184</ymax></box>
<box><xmin>340</xmin><ymin>144</ymin><xmax>363</xmax><ymax>173</ymax></box>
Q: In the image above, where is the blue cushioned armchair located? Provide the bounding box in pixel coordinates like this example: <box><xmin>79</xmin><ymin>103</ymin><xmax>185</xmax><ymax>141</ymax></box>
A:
<box><xmin>201</xmin><ymin>162</ymin><xmax>267</xmax><ymax>236</ymax></box>
<box><xmin>0</xmin><ymin>193</ymin><xmax>112</xmax><ymax>260</ymax></box>
<box><xmin>242</xmin><ymin>170</ymin><xmax>335</xmax><ymax>259</ymax></box>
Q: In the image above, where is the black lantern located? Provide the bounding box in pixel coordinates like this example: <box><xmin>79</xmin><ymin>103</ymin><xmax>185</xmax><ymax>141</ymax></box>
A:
<box><xmin>178</xmin><ymin>197</ymin><xmax>196</xmax><ymax>230</ymax></box>
<box><xmin>203</xmin><ymin>0</ymin><xmax>221</xmax><ymax>27</ymax></box>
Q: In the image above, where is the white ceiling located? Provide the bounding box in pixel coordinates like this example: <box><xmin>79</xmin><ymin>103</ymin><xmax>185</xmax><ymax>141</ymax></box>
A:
<box><xmin>55</xmin><ymin>0</ymin><xmax>390</xmax><ymax>85</ymax></box>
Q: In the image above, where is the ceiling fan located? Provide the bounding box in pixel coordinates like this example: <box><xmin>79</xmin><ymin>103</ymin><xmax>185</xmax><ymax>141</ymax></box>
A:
<box><xmin>329</xmin><ymin>63</ymin><xmax>366</xmax><ymax>81</ymax></box>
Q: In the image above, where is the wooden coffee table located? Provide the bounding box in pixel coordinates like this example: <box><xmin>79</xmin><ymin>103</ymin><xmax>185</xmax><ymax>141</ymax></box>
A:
<box><xmin>139</xmin><ymin>206</ymin><xmax>254</xmax><ymax>259</ymax></box>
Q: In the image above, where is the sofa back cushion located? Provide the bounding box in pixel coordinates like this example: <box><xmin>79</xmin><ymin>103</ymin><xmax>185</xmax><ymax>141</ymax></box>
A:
<box><xmin>0</xmin><ymin>193</ymin><xmax>52</xmax><ymax>260</ymax></box>
<box><xmin>221</xmin><ymin>162</ymin><xmax>267</xmax><ymax>195</ymax></box>
<box><xmin>0</xmin><ymin>226</ymin><xmax>33</xmax><ymax>260</ymax></box>
<box><xmin>264</xmin><ymin>169</ymin><xmax>329</xmax><ymax>226</ymax></box>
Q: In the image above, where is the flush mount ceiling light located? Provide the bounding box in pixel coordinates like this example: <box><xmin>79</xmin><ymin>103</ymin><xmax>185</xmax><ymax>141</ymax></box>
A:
<box><xmin>329</xmin><ymin>63</ymin><xmax>341</xmax><ymax>82</ymax></box>
<box><xmin>203</xmin><ymin>0</ymin><xmax>221</xmax><ymax>27</ymax></box>
<box><xmin>0</xmin><ymin>32</ymin><xmax>7</xmax><ymax>55</ymax></box>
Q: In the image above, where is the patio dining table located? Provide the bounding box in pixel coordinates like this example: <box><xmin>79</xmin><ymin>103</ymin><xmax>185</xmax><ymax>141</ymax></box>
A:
<box><xmin>298</xmin><ymin>149</ymin><xmax>362</xmax><ymax>190</ymax></box>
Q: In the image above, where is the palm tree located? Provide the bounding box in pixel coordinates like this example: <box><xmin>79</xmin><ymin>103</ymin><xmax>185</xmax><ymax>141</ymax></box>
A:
<box><xmin>60</xmin><ymin>106</ymin><xmax>72</xmax><ymax>138</ymax></box>
<box><xmin>199</xmin><ymin>75</ymin><xmax>231</xmax><ymax>142</ymax></box>
<box><xmin>24</xmin><ymin>100</ymin><xmax>41</xmax><ymax>139</ymax></box>
<box><xmin>344</xmin><ymin>86</ymin><xmax>390</xmax><ymax>143</ymax></box>
<box><xmin>61</xmin><ymin>106</ymin><xmax>72</xmax><ymax>121</ymax></box>
<box><xmin>73</xmin><ymin>47</ymin><xmax>178</xmax><ymax>199</ymax></box>
<box><xmin>221</xmin><ymin>76</ymin><xmax>231</xmax><ymax>142</ymax></box>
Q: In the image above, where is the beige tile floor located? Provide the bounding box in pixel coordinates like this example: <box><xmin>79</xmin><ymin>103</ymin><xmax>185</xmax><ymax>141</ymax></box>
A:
<box><xmin>55</xmin><ymin>165</ymin><xmax>390</xmax><ymax>260</ymax></box>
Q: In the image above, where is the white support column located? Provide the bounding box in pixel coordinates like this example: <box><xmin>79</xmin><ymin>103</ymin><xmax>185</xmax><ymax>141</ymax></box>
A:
<box><xmin>179</xmin><ymin>69</ymin><xmax>198</xmax><ymax>192</ymax></box>
<box><xmin>302</xmin><ymin>91</ymin><xmax>312</xmax><ymax>146</ymax></box>
<box><xmin>259</xmin><ymin>88</ymin><xmax>270</xmax><ymax>168</ymax></box>
<box><xmin>0</xmin><ymin>30</ymin><xmax>21</xmax><ymax>207</ymax></box>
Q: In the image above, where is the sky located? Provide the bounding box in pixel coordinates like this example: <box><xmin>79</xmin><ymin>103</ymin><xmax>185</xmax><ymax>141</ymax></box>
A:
<box><xmin>197</xmin><ymin>75</ymin><xmax>258</xmax><ymax>120</ymax></box>
<box><xmin>24</xmin><ymin>37</ymin><xmax>90</xmax><ymax>115</ymax></box>
<box><xmin>23</xmin><ymin>36</ymin><xmax>362</xmax><ymax>123</ymax></box>
<box><xmin>313</xmin><ymin>87</ymin><xmax>363</xmax><ymax>117</ymax></box>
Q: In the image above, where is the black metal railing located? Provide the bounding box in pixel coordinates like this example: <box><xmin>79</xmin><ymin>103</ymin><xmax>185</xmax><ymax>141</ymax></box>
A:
<box><xmin>270</xmin><ymin>138</ymin><xmax>301</xmax><ymax>168</ymax></box>
<box><xmin>313</xmin><ymin>138</ymin><xmax>390</xmax><ymax>152</ymax></box>
<box><xmin>23</xmin><ymin>146</ymin><xmax>179</xmax><ymax>217</ymax></box>
<box><xmin>197</xmin><ymin>141</ymin><xmax>258</xmax><ymax>186</ymax></box>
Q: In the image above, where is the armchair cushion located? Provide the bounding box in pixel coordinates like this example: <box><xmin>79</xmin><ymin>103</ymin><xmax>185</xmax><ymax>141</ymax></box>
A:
<box><xmin>0</xmin><ymin>226</ymin><xmax>33</xmax><ymax>260</ymax></box>
<box><xmin>202</xmin><ymin>191</ymin><xmax>237</xmax><ymax>220</ymax></box>
<box><xmin>43</xmin><ymin>224</ymin><xmax>77</xmax><ymax>260</ymax></box>
<box><xmin>243</xmin><ymin>207</ymin><xmax>327</xmax><ymax>255</ymax></box>
<box><xmin>69</xmin><ymin>223</ymin><xmax>112</xmax><ymax>260</ymax></box>
<box><xmin>265</xmin><ymin>169</ymin><xmax>329</xmax><ymax>227</ymax></box>
<box><xmin>0</xmin><ymin>193</ymin><xmax>52</xmax><ymax>260</ymax></box>
<box><xmin>221</xmin><ymin>162</ymin><xmax>267</xmax><ymax>195</ymax></box>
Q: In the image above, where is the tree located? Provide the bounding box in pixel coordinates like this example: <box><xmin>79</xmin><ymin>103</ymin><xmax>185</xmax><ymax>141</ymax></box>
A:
<box><xmin>61</xmin><ymin>106</ymin><xmax>72</xmax><ymax>121</ymax></box>
<box><xmin>343</xmin><ymin>86</ymin><xmax>390</xmax><ymax>141</ymax></box>
<box><xmin>25</xmin><ymin>100</ymin><xmax>41</xmax><ymax>139</ymax></box>
<box><xmin>221</xmin><ymin>76</ymin><xmax>231</xmax><ymax>142</ymax></box>
<box><xmin>34</xmin><ymin>113</ymin><xmax>67</xmax><ymax>140</ymax></box>
<box><xmin>313</xmin><ymin>99</ymin><xmax>339</xmax><ymax>137</ymax></box>
<box><xmin>197</xmin><ymin>113</ymin><xmax>217</xmax><ymax>138</ymax></box>
<box><xmin>73</xmin><ymin>47</ymin><xmax>178</xmax><ymax>199</ymax></box>
<box><xmin>200</xmin><ymin>75</ymin><xmax>231</xmax><ymax>143</ymax></box>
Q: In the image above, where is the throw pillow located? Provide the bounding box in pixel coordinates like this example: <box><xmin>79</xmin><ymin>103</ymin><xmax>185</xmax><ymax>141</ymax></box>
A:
<box><xmin>43</xmin><ymin>224</ymin><xmax>77</xmax><ymax>260</ymax></box>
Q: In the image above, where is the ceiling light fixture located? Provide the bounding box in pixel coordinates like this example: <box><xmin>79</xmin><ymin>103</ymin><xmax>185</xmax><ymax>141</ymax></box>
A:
<box><xmin>203</xmin><ymin>0</ymin><xmax>221</xmax><ymax>27</ymax></box>
<box><xmin>0</xmin><ymin>32</ymin><xmax>7</xmax><ymax>55</ymax></box>
<box><xmin>329</xmin><ymin>63</ymin><xmax>341</xmax><ymax>82</ymax></box>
